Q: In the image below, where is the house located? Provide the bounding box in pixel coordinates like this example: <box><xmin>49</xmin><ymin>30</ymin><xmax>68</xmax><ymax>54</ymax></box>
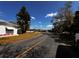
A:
<box><xmin>0</xmin><ymin>20</ymin><xmax>18</xmax><ymax>37</ymax></box>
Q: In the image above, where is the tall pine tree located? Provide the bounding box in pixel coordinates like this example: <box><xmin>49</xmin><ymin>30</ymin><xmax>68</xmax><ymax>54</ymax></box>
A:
<box><xmin>17</xmin><ymin>6</ymin><xmax>30</xmax><ymax>34</ymax></box>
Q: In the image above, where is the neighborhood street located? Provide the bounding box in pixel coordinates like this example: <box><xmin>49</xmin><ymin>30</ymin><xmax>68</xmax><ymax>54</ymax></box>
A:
<box><xmin>0</xmin><ymin>32</ymin><xmax>79</xmax><ymax>58</ymax></box>
<box><xmin>0</xmin><ymin>32</ymin><xmax>60</xmax><ymax>58</ymax></box>
<box><xmin>1</xmin><ymin>1</ymin><xmax>79</xmax><ymax>58</ymax></box>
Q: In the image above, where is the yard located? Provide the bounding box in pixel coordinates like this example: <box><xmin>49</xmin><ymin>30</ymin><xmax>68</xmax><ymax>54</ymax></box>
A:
<box><xmin>0</xmin><ymin>32</ymin><xmax>41</xmax><ymax>45</ymax></box>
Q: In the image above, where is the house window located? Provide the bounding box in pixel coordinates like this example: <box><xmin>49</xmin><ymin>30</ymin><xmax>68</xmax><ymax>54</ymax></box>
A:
<box><xmin>6</xmin><ymin>28</ymin><xmax>14</xmax><ymax>34</ymax></box>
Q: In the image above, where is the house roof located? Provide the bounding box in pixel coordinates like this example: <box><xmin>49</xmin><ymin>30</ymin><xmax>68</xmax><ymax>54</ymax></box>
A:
<box><xmin>0</xmin><ymin>19</ymin><xmax>18</xmax><ymax>28</ymax></box>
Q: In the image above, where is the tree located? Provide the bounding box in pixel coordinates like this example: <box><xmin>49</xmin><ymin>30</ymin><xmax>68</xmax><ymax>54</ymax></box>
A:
<box><xmin>17</xmin><ymin>6</ymin><xmax>30</xmax><ymax>34</ymax></box>
<box><xmin>53</xmin><ymin>1</ymin><xmax>73</xmax><ymax>33</ymax></box>
<box><xmin>53</xmin><ymin>8</ymin><xmax>66</xmax><ymax>33</ymax></box>
<box><xmin>63</xmin><ymin>1</ymin><xmax>74</xmax><ymax>24</ymax></box>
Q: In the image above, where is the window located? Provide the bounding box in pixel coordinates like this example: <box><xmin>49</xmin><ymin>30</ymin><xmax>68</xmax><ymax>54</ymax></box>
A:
<box><xmin>6</xmin><ymin>28</ymin><xmax>14</xmax><ymax>34</ymax></box>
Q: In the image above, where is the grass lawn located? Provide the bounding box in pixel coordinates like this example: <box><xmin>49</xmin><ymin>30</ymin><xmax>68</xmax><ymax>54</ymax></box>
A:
<box><xmin>0</xmin><ymin>32</ymin><xmax>41</xmax><ymax>45</ymax></box>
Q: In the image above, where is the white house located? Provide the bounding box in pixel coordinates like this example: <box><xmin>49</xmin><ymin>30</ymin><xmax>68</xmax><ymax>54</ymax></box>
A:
<box><xmin>0</xmin><ymin>20</ymin><xmax>18</xmax><ymax>37</ymax></box>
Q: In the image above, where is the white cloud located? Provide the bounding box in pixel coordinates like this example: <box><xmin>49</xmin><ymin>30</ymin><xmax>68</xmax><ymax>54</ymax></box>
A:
<box><xmin>45</xmin><ymin>12</ymin><xmax>57</xmax><ymax>18</ymax></box>
<box><xmin>45</xmin><ymin>24</ymin><xmax>54</xmax><ymax>30</ymax></box>
<box><xmin>31</xmin><ymin>16</ymin><xmax>36</xmax><ymax>20</ymax></box>
<box><xmin>35</xmin><ymin>25</ymin><xmax>38</xmax><ymax>27</ymax></box>
<box><xmin>47</xmin><ymin>24</ymin><xmax>52</xmax><ymax>28</ymax></box>
<box><xmin>30</xmin><ymin>26</ymin><xmax>34</xmax><ymax>29</ymax></box>
<box><xmin>38</xmin><ymin>22</ymin><xmax>41</xmax><ymax>24</ymax></box>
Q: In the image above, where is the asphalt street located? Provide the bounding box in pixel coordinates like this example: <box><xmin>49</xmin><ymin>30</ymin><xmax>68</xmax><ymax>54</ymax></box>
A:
<box><xmin>0</xmin><ymin>32</ymin><xmax>79</xmax><ymax>58</ymax></box>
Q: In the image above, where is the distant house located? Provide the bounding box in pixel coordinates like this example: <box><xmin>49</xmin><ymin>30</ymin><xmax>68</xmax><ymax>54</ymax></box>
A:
<box><xmin>0</xmin><ymin>20</ymin><xmax>18</xmax><ymax>37</ymax></box>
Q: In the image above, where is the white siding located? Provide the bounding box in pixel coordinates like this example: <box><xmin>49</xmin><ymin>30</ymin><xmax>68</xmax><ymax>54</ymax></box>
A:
<box><xmin>7</xmin><ymin>26</ymin><xmax>18</xmax><ymax>35</ymax></box>
<box><xmin>0</xmin><ymin>25</ymin><xmax>18</xmax><ymax>35</ymax></box>
<box><xmin>14</xmin><ymin>29</ymin><xmax>18</xmax><ymax>35</ymax></box>
<box><xmin>0</xmin><ymin>26</ymin><xmax>6</xmax><ymax>34</ymax></box>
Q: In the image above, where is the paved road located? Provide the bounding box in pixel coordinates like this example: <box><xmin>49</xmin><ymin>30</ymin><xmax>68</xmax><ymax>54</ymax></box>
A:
<box><xmin>0</xmin><ymin>32</ymin><xmax>59</xmax><ymax>58</ymax></box>
<box><xmin>35</xmin><ymin>33</ymin><xmax>59</xmax><ymax>58</ymax></box>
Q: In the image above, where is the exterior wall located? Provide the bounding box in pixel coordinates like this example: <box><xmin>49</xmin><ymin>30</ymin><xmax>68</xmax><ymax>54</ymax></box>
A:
<box><xmin>0</xmin><ymin>25</ymin><xmax>18</xmax><ymax>36</ymax></box>
<box><xmin>6</xmin><ymin>26</ymin><xmax>18</xmax><ymax>35</ymax></box>
<box><xmin>14</xmin><ymin>28</ymin><xmax>18</xmax><ymax>35</ymax></box>
<box><xmin>0</xmin><ymin>26</ymin><xmax>6</xmax><ymax>35</ymax></box>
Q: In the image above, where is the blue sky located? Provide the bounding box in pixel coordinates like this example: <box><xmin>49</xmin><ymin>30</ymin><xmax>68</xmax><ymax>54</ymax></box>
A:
<box><xmin>0</xmin><ymin>1</ymin><xmax>79</xmax><ymax>30</ymax></box>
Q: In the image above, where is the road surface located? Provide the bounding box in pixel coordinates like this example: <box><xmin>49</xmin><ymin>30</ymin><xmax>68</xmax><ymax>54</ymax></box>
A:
<box><xmin>1</xmin><ymin>32</ymin><xmax>79</xmax><ymax>58</ymax></box>
<box><xmin>0</xmin><ymin>32</ymin><xmax>62</xmax><ymax>58</ymax></box>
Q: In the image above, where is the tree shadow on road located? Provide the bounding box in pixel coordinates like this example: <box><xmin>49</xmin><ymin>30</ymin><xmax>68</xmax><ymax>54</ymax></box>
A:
<box><xmin>56</xmin><ymin>45</ymin><xmax>79</xmax><ymax>58</ymax></box>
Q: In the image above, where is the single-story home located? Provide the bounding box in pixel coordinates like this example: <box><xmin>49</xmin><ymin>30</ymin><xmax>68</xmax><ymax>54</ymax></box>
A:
<box><xmin>0</xmin><ymin>20</ymin><xmax>18</xmax><ymax>37</ymax></box>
